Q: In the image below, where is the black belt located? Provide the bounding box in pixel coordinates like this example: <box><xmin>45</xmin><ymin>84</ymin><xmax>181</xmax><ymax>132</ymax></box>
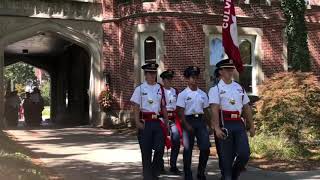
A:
<box><xmin>185</xmin><ymin>114</ymin><xmax>203</xmax><ymax>119</ymax></box>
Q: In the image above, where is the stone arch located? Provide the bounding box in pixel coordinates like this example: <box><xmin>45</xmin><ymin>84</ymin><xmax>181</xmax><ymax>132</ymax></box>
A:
<box><xmin>0</xmin><ymin>20</ymin><xmax>103</xmax><ymax>126</ymax></box>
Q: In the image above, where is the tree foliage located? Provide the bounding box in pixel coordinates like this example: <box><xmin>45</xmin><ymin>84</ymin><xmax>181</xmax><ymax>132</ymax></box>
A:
<box><xmin>281</xmin><ymin>0</ymin><xmax>311</xmax><ymax>72</ymax></box>
<box><xmin>40</xmin><ymin>80</ymin><xmax>51</xmax><ymax>106</ymax></box>
<box><xmin>4</xmin><ymin>63</ymin><xmax>36</xmax><ymax>86</ymax></box>
<box><xmin>255</xmin><ymin>72</ymin><xmax>320</xmax><ymax>145</ymax></box>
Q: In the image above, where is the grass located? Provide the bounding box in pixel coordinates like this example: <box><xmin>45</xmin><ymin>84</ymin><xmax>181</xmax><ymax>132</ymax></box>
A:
<box><xmin>0</xmin><ymin>131</ymin><xmax>49</xmax><ymax>180</ymax></box>
<box><xmin>249</xmin><ymin>133</ymin><xmax>320</xmax><ymax>171</ymax></box>
<box><xmin>249</xmin><ymin>133</ymin><xmax>308</xmax><ymax>160</ymax></box>
<box><xmin>42</xmin><ymin>106</ymin><xmax>50</xmax><ymax>118</ymax></box>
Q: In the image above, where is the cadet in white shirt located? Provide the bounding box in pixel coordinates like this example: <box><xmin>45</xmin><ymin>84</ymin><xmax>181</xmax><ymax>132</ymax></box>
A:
<box><xmin>209</xmin><ymin>59</ymin><xmax>255</xmax><ymax>180</ymax></box>
<box><xmin>176</xmin><ymin>66</ymin><xmax>211</xmax><ymax>180</ymax></box>
<box><xmin>130</xmin><ymin>63</ymin><xmax>168</xmax><ymax>180</ymax></box>
<box><xmin>159</xmin><ymin>70</ymin><xmax>182</xmax><ymax>175</ymax></box>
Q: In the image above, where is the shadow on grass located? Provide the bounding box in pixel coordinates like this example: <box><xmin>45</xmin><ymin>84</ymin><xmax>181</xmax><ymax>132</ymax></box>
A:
<box><xmin>0</xmin><ymin>131</ymin><xmax>49</xmax><ymax>180</ymax></box>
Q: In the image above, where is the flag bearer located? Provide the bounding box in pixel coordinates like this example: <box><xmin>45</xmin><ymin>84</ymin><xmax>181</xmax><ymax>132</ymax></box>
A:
<box><xmin>176</xmin><ymin>66</ymin><xmax>211</xmax><ymax>180</ymax></box>
<box><xmin>130</xmin><ymin>63</ymin><xmax>169</xmax><ymax>180</ymax></box>
<box><xmin>209</xmin><ymin>59</ymin><xmax>255</xmax><ymax>180</ymax></box>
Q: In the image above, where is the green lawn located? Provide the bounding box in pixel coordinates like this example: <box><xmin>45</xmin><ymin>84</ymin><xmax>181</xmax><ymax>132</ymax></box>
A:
<box><xmin>0</xmin><ymin>131</ymin><xmax>49</xmax><ymax>180</ymax></box>
<box><xmin>42</xmin><ymin>106</ymin><xmax>50</xmax><ymax>118</ymax></box>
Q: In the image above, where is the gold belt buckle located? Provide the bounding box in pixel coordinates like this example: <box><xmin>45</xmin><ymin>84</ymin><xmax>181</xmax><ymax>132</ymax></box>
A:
<box><xmin>168</xmin><ymin>113</ymin><xmax>173</xmax><ymax>117</ymax></box>
<box><xmin>152</xmin><ymin>114</ymin><xmax>157</xmax><ymax>119</ymax></box>
<box><xmin>194</xmin><ymin>114</ymin><xmax>199</xmax><ymax>118</ymax></box>
<box><xmin>231</xmin><ymin>114</ymin><xmax>238</xmax><ymax>119</ymax></box>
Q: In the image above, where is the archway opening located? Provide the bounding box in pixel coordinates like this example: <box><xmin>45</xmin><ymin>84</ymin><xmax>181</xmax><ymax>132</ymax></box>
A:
<box><xmin>4</xmin><ymin>62</ymin><xmax>51</xmax><ymax>127</ymax></box>
<box><xmin>4</xmin><ymin>31</ymin><xmax>91</xmax><ymax>127</ymax></box>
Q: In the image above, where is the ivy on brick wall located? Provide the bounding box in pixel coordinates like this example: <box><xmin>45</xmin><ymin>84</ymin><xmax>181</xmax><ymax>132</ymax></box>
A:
<box><xmin>281</xmin><ymin>0</ymin><xmax>311</xmax><ymax>72</ymax></box>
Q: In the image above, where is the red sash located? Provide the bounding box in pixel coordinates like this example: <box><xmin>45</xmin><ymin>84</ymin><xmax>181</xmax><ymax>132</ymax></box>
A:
<box><xmin>158</xmin><ymin>84</ymin><xmax>172</xmax><ymax>149</ymax></box>
<box><xmin>167</xmin><ymin>110</ymin><xmax>183</xmax><ymax>145</ymax></box>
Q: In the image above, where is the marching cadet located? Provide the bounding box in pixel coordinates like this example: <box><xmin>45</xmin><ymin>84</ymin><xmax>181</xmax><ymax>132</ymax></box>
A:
<box><xmin>130</xmin><ymin>63</ymin><xmax>169</xmax><ymax>180</ymax></box>
<box><xmin>208</xmin><ymin>59</ymin><xmax>255</xmax><ymax>180</ymax></box>
<box><xmin>176</xmin><ymin>66</ymin><xmax>211</xmax><ymax>180</ymax></box>
<box><xmin>159</xmin><ymin>70</ymin><xmax>183</xmax><ymax>175</ymax></box>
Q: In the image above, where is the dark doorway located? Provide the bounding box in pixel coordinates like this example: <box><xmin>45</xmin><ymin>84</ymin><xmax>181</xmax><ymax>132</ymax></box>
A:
<box><xmin>4</xmin><ymin>32</ymin><xmax>91</xmax><ymax>126</ymax></box>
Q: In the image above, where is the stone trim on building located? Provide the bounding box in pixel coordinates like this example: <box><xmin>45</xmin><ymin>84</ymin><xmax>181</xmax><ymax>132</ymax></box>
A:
<box><xmin>132</xmin><ymin>23</ymin><xmax>166</xmax><ymax>87</ymax></box>
<box><xmin>203</xmin><ymin>25</ymin><xmax>264</xmax><ymax>95</ymax></box>
<box><xmin>0</xmin><ymin>20</ymin><xmax>103</xmax><ymax>126</ymax></box>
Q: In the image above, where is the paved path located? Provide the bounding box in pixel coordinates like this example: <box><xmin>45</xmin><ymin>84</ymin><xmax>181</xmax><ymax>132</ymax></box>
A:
<box><xmin>5</xmin><ymin>127</ymin><xmax>320</xmax><ymax>180</ymax></box>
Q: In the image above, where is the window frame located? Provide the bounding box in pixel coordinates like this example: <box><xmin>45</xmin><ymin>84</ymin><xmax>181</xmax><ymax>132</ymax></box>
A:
<box><xmin>140</xmin><ymin>33</ymin><xmax>160</xmax><ymax>82</ymax></box>
<box><xmin>208</xmin><ymin>34</ymin><xmax>257</xmax><ymax>95</ymax></box>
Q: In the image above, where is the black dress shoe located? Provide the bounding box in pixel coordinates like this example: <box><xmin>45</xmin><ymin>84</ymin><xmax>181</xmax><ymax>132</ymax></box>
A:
<box><xmin>160</xmin><ymin>166</ymin><xmax>166</xmax><ymax>174</ymax></box>
<box><xmin>196</xmin><ymin>174</ymin><xmax>206</xmax><ymax>180</ymax></box>
<box><xmin>169</xmin><ymin>167</ymin><xmax>181</xmax><ymax>175</ymax></box>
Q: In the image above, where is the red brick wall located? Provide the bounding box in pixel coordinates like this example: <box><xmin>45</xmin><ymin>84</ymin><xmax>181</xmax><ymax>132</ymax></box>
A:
<box><xmin>309</xmin><ymin>30</ymin><xmax>320</xmax><ymax>76</ymax></box>
<box><xmin>101</xmin><ymin>1</ymin><xmax>320</xmax><ymax>111</ymax></box>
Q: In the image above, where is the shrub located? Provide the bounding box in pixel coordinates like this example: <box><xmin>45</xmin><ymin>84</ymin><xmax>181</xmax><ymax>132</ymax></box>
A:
<box><xmin>255</xmin><ymin>72</ymin><xmax>320</xmax><ymax>145</ymax></box>
<box><xmin>98</xmin><ymin>85</ymin><xmax>113</xmax><ymax>111</ymax></box>
<box><xmin>250</xmin><ymin>134</ymin><xmax>308</xmax><ymax>160</ymax></box>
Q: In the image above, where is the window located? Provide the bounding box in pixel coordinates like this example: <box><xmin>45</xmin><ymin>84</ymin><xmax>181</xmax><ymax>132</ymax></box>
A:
<box><xmin>133</xmin><ymin>23</ymin><xmax>165</xmax><ymax>86</ymax></box>
<box><xmin>239</xmin><ymin>39</ymin><xmax>253</xmax><ymax>93</ymax></box>
<box><xmin>140</xmin><ymin>35</ymin><xmax>159</xmax><ymax>82</ymax></box>
<box><xmin>210</xmin><ymin>38</ymin><xmax>225</xmax><ymax>66</ymax></box>
<box><xmin>209</xmin><ymin>36</ymin><xmax>256</xmax><ymax>94</ymax></box>
<box><xmin>144</xmin><ymin>36</ymin><xmax>157</xmax><ymax>64</ymax></box>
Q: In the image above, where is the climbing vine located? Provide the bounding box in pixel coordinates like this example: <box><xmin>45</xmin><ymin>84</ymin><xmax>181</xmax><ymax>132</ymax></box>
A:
<box><xmin>281</xmin><ymin>0</ymin><xmax>311</xmax><ymax>72</ymax></box>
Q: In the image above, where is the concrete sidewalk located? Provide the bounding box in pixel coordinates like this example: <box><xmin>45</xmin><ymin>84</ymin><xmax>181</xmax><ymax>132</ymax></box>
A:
<box><xmin>5</xmin><ymin>127</ymin><xmax>320</xmax><ymax>180</ymax></box>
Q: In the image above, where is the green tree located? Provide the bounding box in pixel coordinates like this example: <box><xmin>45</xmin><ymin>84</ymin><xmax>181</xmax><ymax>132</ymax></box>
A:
<box><xmin>4</xmin><ymin>62</ymin><xmax>36</xmax><ymax>89</ymax></box>
<box><xmin>281</xmin><ymin>0</ymin><xmax>311</xmax><ymax>72</ymax></box>
<box><xmin>40</xmin><ymin>80</ymin><xmax>51</xmax><ymax>106</ymax></box>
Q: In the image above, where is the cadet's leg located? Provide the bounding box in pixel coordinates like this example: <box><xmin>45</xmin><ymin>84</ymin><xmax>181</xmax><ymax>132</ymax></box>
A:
<box><xmin>216</xmin><ymin>125</ymin><xmax>234</xmax><ymax>180</ymax></box>
<box><xmin>152</xmin><ymin>121</ymin><xmax>165</xmax><ymax>179</ymax></box>
<box><xmin>214</xmin><ymin>133</ymin><xmax>224</xmax><ymax>177</ymax></box>
<box><xmin>232</xmin><ymin>123</ymin><xmax>250</xmax><ymax>180</ymax></box>
<box><xmin>170</xmin><ymin>123</ymin><xmax>181</xmax><ymax>169</ymax></box>
<box><xmin>138</xmin><ymin>122</ymin><xmax>153</xmax><ymax>180</ymax></box>
<box><xmin>183</xmin><ymin>126</ymin><xmax>195</xmax><ymax>180</ymax></box>
<box><xmin>159</xmin><ymin>146</ymin><xmax>165</xmax><ymax>172</ymax></box>
<box><xmin>195</xmin><ymin>120</ymin><xmax>210</xmax><ymax>179</ymax></box>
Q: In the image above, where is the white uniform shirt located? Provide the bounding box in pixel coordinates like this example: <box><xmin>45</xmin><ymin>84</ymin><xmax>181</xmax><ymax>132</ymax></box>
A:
<box><xmin>208</xmin><ymin>80</ymin><xmax>250</xmax><ymax>114</ymax></box>
<box><xmin>164</xmin><ymin>87</ymin><xmax>177</xmax><ymax>111</ymax></box>
<box><xmin>130</xmin><ymin>82</ymin><xmax>163</xmax><ymax>114</ymax></box>
<box><xmin>176</xmin><ymin>87</ymin><xmax>209</xmax><ymax>115</ymax></box>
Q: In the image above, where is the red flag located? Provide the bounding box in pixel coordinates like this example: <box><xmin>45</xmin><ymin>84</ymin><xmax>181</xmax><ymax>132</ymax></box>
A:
<box><xmin>222</xmin><ymin>0</ymin><xmax>243</xmax><ymax>73</ymax></box>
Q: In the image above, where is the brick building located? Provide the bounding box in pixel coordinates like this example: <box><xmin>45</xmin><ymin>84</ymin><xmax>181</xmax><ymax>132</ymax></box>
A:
<box><xmin>101</xmin><ymin>0</ymin><xmax>320</xmax><ymax>124</ymax></box>
<box><xmin>0</xmin><ymin>0</ymin><xmax>319</xmax><ymax>126</ymax></box>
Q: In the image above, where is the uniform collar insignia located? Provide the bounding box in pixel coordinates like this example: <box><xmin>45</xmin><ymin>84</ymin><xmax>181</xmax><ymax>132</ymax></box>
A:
<box><xmin>220</xmin><ymin>90</ymin><xmax>226</xmax><ymax>94</ymax></box>
<box><xmin>142</xmin><ymin>92</ymin><xmax>147</xmax><ymax>95</ymax></box>
<box><xmin>187</xmin><ymin>97</ymin><xmax>192</xmax><ymax>100</ymax></box>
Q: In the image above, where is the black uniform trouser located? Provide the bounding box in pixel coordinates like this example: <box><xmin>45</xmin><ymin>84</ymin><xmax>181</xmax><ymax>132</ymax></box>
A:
<box><xmin>138</xmin><ymin>121</ymin><xmax>165</xmax><ymax>180</ymax></box>
<box><xmin>216</xmin><ymin>121</ymin><xmax>250</xmax><ymax>180</ymax></box>
<box><xmin>183</xmin><ymin>115</ymin><xmax>210</xmax><ymax>180</ymax></box>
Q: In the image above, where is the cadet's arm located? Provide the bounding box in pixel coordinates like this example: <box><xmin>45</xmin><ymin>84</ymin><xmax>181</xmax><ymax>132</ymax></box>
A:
<box><xmin>161</xmin><ymin>104</ymin><xmax>169</xmax><ymax>125</ymax></box>
<box><xmin>210</xmin><ymin>104</ymin><xmax>220</xmax><ymax>130</ymax></box>
<box><xmin>242</xmin><ymin>104</ymin><xmax>254</xmax><ymax>129</ymax></box>
<box><xmin>204</xmin><ymin>108</ymin><xmax>211</xmax><ymax>127</ymax></box>
<box><xmin>177</xmin><ymin>106</ymin><xmax>187</xmax><ymax>127</ymax></box>
<box><xmin>133</xmin><ymin>103</ymin><xmax>140</xmax><ymax>126</ymax></box>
